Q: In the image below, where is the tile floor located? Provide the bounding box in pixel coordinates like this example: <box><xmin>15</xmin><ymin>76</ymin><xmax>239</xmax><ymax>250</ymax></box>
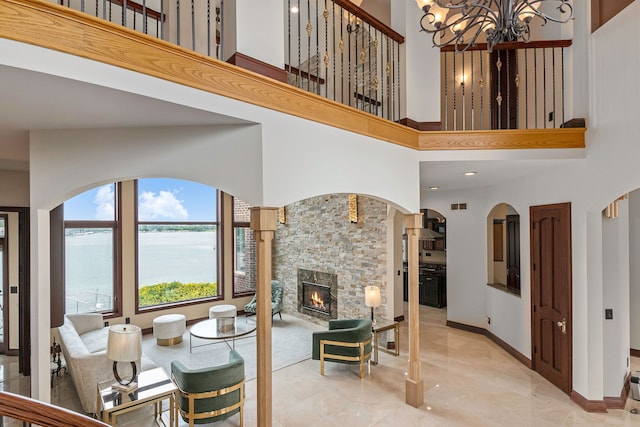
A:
<box><xmin>3</xmin><ymin>305</ymin><xmax>640</xmax><ymax>426</ymax></box>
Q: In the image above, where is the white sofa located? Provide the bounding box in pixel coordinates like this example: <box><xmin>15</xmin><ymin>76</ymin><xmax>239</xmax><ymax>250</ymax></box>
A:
<box><xmin>57</xmin><ymin>313</ymin><xmax>156</xmax><ymax>414</ymax></box>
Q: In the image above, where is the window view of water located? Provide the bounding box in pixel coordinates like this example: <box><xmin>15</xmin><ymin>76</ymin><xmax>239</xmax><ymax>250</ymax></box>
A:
<box><xmin>65</xmin><ymin>230</ymin><xmax>217</xmax><ymax>313</ymax></box>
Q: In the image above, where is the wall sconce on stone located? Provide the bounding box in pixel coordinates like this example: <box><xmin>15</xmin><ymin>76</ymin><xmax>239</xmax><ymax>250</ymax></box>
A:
<box><xmin>278</xmin><ymin>206</ymin><xmax>286</xmax><ymax>224</ymax></box>
<box><xmin>348</xmin><ymin>194</ymin><xmax>358</xmax><ymax>223</ymax></box>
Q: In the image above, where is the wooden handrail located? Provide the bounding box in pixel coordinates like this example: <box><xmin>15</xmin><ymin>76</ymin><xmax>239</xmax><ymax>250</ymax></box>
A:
<box><xmin>441</xmin><ymin>39</ymin><xmax>572</xmax><ymax>52</ymax></box>
<box><xmin>333</xmin><ymin>0</ymin><xmax>404</xmax><ymax>44</ymax></box>
<box><xmin>0</xmin><ymin>391</ymin><xmax>108</xmax><ymax>426</ymax></box>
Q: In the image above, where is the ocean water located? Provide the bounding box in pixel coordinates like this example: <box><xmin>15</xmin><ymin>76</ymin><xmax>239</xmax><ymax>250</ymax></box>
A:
<box><xmin>65</xmin><ymin>231</ymin><xmax>217</xmax><ymax>313</ymax></box>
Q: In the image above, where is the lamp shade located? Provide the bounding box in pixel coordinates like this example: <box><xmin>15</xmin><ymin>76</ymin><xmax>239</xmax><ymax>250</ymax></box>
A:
<box><xmin>107</xmin><ymin>324</ymin><xmax>142</xmax><ymax>362</ymax></box>
<box><xmin>364</xmin><ymin>285</ymin><xmax>381</xmax><ymax>308</ymax></box>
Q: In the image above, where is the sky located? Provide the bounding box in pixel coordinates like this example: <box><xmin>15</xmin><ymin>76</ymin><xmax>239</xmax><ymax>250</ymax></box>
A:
<box><xmin>64</xmin><ymin>178</ymin><xmax>218</xmax><ymax>221</ymax></box>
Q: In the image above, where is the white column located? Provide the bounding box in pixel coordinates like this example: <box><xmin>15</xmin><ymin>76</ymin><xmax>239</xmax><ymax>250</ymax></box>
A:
<box><xmin>223</xmin><ymin>0</ymin><xmax>285</xmax><ymax>68</ymax></box>
<box><xmin>391</xmin><ymin>0</ymin><xmax>441</xmax><ymax>123</ymax></box>
<box><xmin>30</xmin><ymin>208</ymin><xmax>51</xmax><ymax>404</ymax></box>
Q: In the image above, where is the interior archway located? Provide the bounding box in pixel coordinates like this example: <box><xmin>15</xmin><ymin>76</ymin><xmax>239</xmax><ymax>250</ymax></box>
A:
<box><xmin>486</xmin><ymin>203</ymin><xmax>520</xmax><ymax>296</ymax></box>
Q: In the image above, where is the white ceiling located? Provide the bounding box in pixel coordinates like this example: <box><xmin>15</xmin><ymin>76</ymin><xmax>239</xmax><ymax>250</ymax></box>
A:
<box><xmin>0</xmin><ymin>64</ymin><xmax>249</xmax><ymax>171</ymax></box>
<box><xmin>419</xmin><ymin>158</ymin><xmax>579</xmax><ymax>194</ymax></box>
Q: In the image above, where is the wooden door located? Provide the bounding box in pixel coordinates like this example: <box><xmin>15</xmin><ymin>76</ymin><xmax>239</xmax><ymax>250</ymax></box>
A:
<box><xmin>530</xmin><ymin>203</ymin><xmax>572</xmax><ymax>394</ymax></box>
<box><xmin>506</xmin><ymin>215</ymin><xmax>520</xmax><ymax>293</ymax></box>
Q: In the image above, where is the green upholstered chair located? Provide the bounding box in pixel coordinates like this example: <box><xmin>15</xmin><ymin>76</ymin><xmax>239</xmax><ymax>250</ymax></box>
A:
<box><xmin>171</xmin><ymin>350</ymin><xmax>245</xmax><ymax>427</ymax></box>
<box><xmin>243</xmin><ymin>280</ymin><xmax>284</xmax><ymax>319</ymax></box>
<box><xmin>312</xmin><ymin>318</ymin><xmax>372</xmax><ymax>379</ymax></box>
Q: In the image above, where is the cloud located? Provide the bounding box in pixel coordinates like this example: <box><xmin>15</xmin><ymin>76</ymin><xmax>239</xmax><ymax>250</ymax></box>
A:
<box><xmin>138</xmin><ymin>190</ymin><xmax>189</xmax><ymax>220</ymax></box>
<box><xmin>94</xmin><ymin>185</ymin><xmax>114</xmax><ymax>220</ymax></box>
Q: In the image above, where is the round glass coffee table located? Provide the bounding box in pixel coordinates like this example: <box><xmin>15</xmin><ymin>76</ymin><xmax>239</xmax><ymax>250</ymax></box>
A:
<box><xmin>189</xmin><ymin>317</ymin><xmax>256</xmax><ymax>353</ymax></box>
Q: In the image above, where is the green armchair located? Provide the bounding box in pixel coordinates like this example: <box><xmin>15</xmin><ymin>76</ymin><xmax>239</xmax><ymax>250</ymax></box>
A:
<box><xmin>243</xmin><ymin>280</ymin><xmax>284</xmax><ymax>319</ymax></box>
<box><xmin>312</xmin><ymin>318</ymin><xmax>372</xmax><ymax>379</ymax></box>
<box><xmin>171</xmin><ymin>350</ymin><xmax>245</xmax><ymax>427</ymax></box>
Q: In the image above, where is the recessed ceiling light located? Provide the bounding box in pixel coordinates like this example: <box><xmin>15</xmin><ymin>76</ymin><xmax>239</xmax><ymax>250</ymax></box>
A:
<box><xmin>291</xmin><ymin>6</ymin><xmax>299</xmax><ymax>13</ymax></box>
<box><xmin>429</xmin><ymin>186</ymin><xmax>440</xmax><ymax>190</ymax></box>
<box><xmin>464</xmin><ymin>171</ymin><xmax>477</xmax><ymax>176</ymax></box>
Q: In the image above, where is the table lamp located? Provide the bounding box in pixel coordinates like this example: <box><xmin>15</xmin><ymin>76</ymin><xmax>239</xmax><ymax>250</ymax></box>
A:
<box><xmin>364</xmin><ymin>285</ymin><xmax>381</xmax><ymax>325</ymax></box>
<box><xmin>107</xmin><ymin>324</ymin><xmax>142</xmax><ymax>392</ymax></box>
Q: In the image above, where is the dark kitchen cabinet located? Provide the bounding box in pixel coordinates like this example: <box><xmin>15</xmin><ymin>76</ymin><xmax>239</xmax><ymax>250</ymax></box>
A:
<box><xmin>419</xmin><ymin>275</ymin><xmax>447</xmax><ymax>308</ymax></box>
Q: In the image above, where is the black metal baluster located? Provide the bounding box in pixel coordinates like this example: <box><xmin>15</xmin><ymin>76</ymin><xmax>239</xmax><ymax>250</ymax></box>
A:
<box><xmin>176</xmin><ymin>0</ymin><xmax>180</xmax><ymax>46</ymax></box>
<box><xmin>324</xmin><ymin>0</ymin><xmax>328</xmax><ymax>99</ymax></box>
<box><xmin>453</xmin><ymin>52</ymin><xmax>457</xmax><ymax>130</ymax></box>
<box><xmin>561</xmin><ymin>46</ymin><xmax>565</xmax><ymax>126</ymax></box>
<box><xmin>396</xmin><ymin>39</ymin><xmax>400</xmax><ymax>122</ymax></box>
<box><xmin>525</xmin><ymin>48</ymin><xmax>529</xmax><ymax>129</ymax></box>
<box><xmin>122</xmin><ymin>0</ymin><xmax>126</xmax><ymax>27</ymax></box>
<box><xmin>332</xmin><ymin>0</ymin><xmax>336</xmax><ymax>101</ymax></box>
<box><xmin>461</xmin><ymin>51</ymin><xmax>465</xmax><ymax>129</ymax></box>
<box><xmin>506</xmin><ymin>49</ymin><xmax>510</xmax><ymax>129</ymax></box>
<box><xmin>191</xmin><ymin>0</ymin><xmax>196</xmax><ymax>51</ymax></box>
<box><xmin>306</xmin><ymin>0</ymin><xmax>311</xmax><ymax>92</ymax></box>
<box><xmin>298</xmin><ymin>0</ymin><xmax>302</xmax><ymax>88</ymax></box>
<box><xmin>367</xmin><ymin>22</ymin><xmax>372</xmax><ymax>114</ymax></box>
<box><xmin>287</xmin><ymin>0</ymin><xmax>291</xmax><ymax>84</ymax></box>
<box><xmin>543</xmin><ymin>47</ymin><xmax>547</xmax><ymax>128</ymax></box>
<box><xmin>347</xmin><ymin>10</ymin><xmax>352</xmax><ymax>107</ymax></box>
<box><xmin>444</xmin><ymin>51</ymin><xmax>448</xmax><ymax>130</ymax></box>
<box><xmin>207</xmin><ymin>0</ymin><xmax>211</xmax><ymax>56</ymax></box>
<box><xmin>160</xmin><ymin>0</ymin><xmax>164</xmax><ymax>40</ymax></box>
<box><xmin>471</xmin><ymin>50</ymin><xmax>474</xmax><ymax>130</ymax></box>
<box><xmin>219</xmin><ymin>1</ymin><xmax>224</xmax><ymax>59</ymax></box>
<box><xmin>354</xmin><ymin>13</ymin><xmax>359</xmax><ymax>110</ymax></box>
<box><xmin>81</xmin><ymin>0</ymin><xmax>85</xmax><ymax>13</ymax></box>
<box><xmin>552</xmin><ymin>47</ymin><xmax>557</xmax><ymax>128</ymax></box>
<box><xmin>534</xmin><ymin>47</ymin><xmax>538</xmax><ymax>128</ymax></box>
<box><xmin>340</xmin><ymin>5</ymin><xmax>345</xmax><ymax>104</ymax></box>
<box><xmin>479</xmin><ymin>51</ymin><xmax>483</xmax><ymax>130</ymax></box>
<box><xmin>142</xmin><ymin>0</ymin><xmax>147</xmax><ymax>34</ymax></box>
<box><xmin>315</xmin><ymin>0</ymin><xmax>320</xmax><ymax>95</ymax></box>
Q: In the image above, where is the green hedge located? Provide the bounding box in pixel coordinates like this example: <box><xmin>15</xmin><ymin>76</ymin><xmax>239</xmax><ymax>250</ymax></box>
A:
<box><xmin>139</xmin><ymin>281</ymin><xmax>217</xmax><ymax>307</ymax></box>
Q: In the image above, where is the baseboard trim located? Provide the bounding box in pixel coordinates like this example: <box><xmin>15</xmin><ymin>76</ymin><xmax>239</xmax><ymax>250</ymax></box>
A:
<box><xmin>570</xmin><ymin>390</ymin><xmax>608</xmax><ymax>412</ymax></box>
<box><xmin>446</xmin><ymin>320</ymin><xmax>532</xmax><ymax>369</ymax></box>
<box><xmin>604</xmin><ymin>372</ymin><xmax>631</xmax><ymax>410</ymax></box>
<box><xmin>630</xmin><ymin>348</ymin><xmax>640</xmax><ymax>358</ymax></box>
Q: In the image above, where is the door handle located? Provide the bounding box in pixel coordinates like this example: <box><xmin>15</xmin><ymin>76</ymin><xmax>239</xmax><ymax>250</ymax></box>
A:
<box><xmin>557</xmin><ymin>318</ymin><xmax>567</xmax><ymax>334</ymax></box>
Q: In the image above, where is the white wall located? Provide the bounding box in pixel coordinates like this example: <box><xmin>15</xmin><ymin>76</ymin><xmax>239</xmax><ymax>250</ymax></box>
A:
<box><xmin>0</xmin><ymin>171</ymin><xmax>29</xmax><ymax>207</ymax></box>
<box><xmin>602</xmin><ymin>199</ymin><xmax>630</xmax><ymax>397</ymax></box>
<box><xmin>630</xmin><ymin>190</ymin><xmax>640</xmax><ymax>350</ymax></box>
<box><xmin>391</xmin><ymin>0</ymin><xmax>440</xmax><ymax>122</ymax></box>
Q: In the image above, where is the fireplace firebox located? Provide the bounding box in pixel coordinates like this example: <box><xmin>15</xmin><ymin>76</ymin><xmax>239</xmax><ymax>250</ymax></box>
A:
<box><xmin>302</xmin><ymin>281</ymin><xmax>331</xmax><ymax>316</ymax></box>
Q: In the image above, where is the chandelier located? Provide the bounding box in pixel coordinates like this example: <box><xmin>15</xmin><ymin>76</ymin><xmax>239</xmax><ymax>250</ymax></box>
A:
<box><xmin>416</xmin><ymin>0</ymin><xmax>573</xmax><ymax>52</ymax></box>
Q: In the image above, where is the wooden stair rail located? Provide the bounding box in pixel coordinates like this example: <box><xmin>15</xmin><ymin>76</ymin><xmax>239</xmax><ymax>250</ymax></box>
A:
<box><xmin>333</xmin><ymin>0</ymin><xmax>404</xmax><ymax>43</ymax></box>
<box><xmin>0</xmin><ymin>391</ymin><xmax>108</xmax><ymax>426</ymax></box>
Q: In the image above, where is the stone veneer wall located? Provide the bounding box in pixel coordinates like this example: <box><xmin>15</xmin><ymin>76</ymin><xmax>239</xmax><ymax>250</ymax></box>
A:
<box><xmin>273</xmin><ymin>194</ymin><xmax>388</xmax><ymax>326</ymax></box>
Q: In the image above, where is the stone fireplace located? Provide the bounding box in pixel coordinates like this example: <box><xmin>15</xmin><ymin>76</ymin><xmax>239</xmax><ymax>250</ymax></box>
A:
<box><xmin>298</xmin><ymin>269</ymin><xmax>337</xmax><ymax>320</ymax></box>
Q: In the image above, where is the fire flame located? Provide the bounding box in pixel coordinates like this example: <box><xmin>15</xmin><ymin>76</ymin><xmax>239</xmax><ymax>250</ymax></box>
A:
<box><xmin>310</xmin><ymin>291</ymin><xmax>325</xmax><ymax>309</ymax></box>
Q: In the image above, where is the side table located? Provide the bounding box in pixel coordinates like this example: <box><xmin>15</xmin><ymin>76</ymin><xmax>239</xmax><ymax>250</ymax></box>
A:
<box><xmin>97</xmin><ymin>367</ymin><xmax>177</xmax><ymax>426</ymax></box>
<box><xmin>371</xmin><ymin>319</ymin><xmax>400</xmax><ymax>365</ymax></box>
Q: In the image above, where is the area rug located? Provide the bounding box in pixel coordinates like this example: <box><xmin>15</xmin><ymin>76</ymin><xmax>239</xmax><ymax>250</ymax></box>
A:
<box><xmin>142</xmin><ymin>313</ymin><xmax>324</xmax><ymax>381</ymax></box>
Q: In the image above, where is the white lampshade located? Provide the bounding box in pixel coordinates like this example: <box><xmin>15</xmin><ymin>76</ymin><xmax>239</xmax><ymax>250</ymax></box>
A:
<box><xmin>364</xmin><ymin>285</ymin><xmax>381</xmax><ymax>308</ymax></box>
<box><xmin>107</xmin><ymin>324</ymin><xmax>142</xmax><ymax>362</ymax></box>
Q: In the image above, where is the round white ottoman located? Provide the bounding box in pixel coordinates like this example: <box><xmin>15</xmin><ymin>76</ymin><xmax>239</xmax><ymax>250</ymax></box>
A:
<box><xmin>153</xmin><ymin>314</ymin><xmax>186</xmax><ymax>346</ymax></box>
<box><xmin>209</xmin><ymin>304</ymin><xmax>237</xmax><ymax>319</ymax></box>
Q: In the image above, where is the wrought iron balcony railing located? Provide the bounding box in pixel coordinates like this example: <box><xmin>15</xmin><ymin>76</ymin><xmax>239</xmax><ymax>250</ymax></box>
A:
<box><xmin>440</xmin><ymin>40</ymin><xmax>573</xmax><ymax>131</ymax></box>
<box><xmin>285</xmin><ymin>0</ymin><xmax>404</xmax><ymax>122</ymax></box>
